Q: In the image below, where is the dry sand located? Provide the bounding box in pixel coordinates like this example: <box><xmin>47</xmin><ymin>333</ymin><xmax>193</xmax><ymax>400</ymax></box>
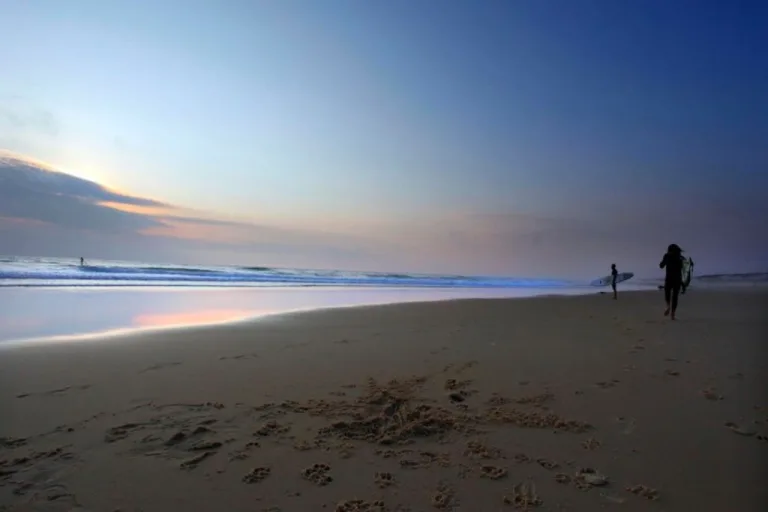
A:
<box><xmin>1</xmin><ymin>289</ymin><xmax>766</xmax><ymax>511</ymax></box>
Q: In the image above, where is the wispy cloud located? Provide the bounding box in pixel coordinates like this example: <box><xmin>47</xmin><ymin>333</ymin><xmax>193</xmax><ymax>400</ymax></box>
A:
<box><xmin>0</xmin><ymin>97</ymin><xmax>59</xmax><ymax>138</ymax></box>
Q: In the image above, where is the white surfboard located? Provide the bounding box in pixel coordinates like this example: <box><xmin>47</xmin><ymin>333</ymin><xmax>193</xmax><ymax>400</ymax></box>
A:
<box><xmin>590</xmin><ymin>272</ymin><xmax>634</xmax><ymax>287</ymax></box>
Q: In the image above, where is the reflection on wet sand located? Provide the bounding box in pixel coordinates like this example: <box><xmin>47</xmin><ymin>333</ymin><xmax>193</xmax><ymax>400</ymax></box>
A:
<box><xmin>0</xmin><ymin>286</ymin><xmax>606</xmax><ymax>344</ymax></box>
<box><xmin>133</xmin><ymin>309</ymin><xmax>258</xmax><ymax>329</ymax></box>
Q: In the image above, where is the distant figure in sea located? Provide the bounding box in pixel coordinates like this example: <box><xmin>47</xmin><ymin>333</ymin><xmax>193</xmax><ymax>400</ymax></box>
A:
<box><xmin>659</xmin><ymin>244</ymin><xmax>684</xmax><ymax>320</ymax></box>
<box><xmin>610</xmin><ymin>263</ymin><xmax>619</xmax><ymax>300</ymax></box>
<box><xmin>681</xmin><ymin>256</ymin><xmax>694</xmax><ymax>294</ymax></box>
<box><xmin>80</xmin><ymin>257</ymin><xmax>84</xmax><ymax>266</ymax></box>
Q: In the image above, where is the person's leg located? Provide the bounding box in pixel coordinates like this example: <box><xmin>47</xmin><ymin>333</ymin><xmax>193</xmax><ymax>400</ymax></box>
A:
<box><xmin>670</xmin><ymin>282</ymin><xmax>681</xmax><ymax>319</ymax></box>
<box><xmin>664</xmin><ymin>282</ymin><xmax>672</xmax><ymax>315</ymax></box>
<box><xmin>612</xmin><ymin>282</ymin><xmax>617</xmax><ymax>299</ymax></box>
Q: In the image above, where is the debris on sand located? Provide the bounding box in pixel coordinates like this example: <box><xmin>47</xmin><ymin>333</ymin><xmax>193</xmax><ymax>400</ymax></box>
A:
<box><xmin>485</xmin><ymin>407</ymin><xmax>591</xmax><ymax>433</ymax></box>
<box><xmin>574</xmin><ymin>468</ymin><xmax>608</xmax><ymax>489</ymax></box>
<box><xmin>725</xmin><ymin>421</ymin><xmax>757</xmax><ymax>437</ymax></box>
<box><xmin>317</xmin><ymin>378</ymin><xmax>474</xmax><ymax>445</ymax></box>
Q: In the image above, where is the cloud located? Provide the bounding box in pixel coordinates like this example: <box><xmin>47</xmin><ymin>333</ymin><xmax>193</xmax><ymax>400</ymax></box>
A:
<box><xmin>0</xmin><ymin>151</ymin><xmax>381</xmax><ymax>267</ymax></box>
<box><xmin>0</xmin><ymin>151</ymin><xmax>168</xmax><ymax>232</ymax></box>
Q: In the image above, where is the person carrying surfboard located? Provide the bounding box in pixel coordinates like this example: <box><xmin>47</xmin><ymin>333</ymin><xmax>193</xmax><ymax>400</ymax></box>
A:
<box><xmin>659</xmin><ymin>244</ymin><xmax>684</xmax><ymax>320</ymax></box>
<box><xmin>610</xmin><ymin>263</ymin><xmax>618</xmax><ymax>299</ymax></box>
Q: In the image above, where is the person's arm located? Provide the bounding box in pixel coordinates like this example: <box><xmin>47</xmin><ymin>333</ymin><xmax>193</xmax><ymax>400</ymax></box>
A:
<box><xmin>659</xmin><ymin>254</ymin><xmax>667</xmax><ymax>268</ymax></box>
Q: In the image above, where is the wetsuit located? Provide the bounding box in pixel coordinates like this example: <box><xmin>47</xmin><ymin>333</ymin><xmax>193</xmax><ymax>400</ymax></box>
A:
<box><xmin>660</xmin><ymin>252</ymin><xmax>683</xmax><ymax>314</ymax></box>
<box><xmin>611</xmin><ymin>267</ymin><xmax>618</xmax><ymax>296</ymax></box>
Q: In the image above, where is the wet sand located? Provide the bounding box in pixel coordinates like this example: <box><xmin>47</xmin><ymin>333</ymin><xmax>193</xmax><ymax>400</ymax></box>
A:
<box><xmin>1</xmin><ymin>289</ymin><xmax>766</xmax><ymax>511</ymax></box>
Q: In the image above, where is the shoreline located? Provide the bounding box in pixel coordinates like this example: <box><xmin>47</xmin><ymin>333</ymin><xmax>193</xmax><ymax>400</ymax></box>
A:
<box><xmin>1</xmin><ymin>288</ymin><xmax>766</xmax><ymax>510</ymax></box>
<box><xmin>0</xmin><ymin>285</ymin><xmax>654</xmax><ymax>347</ymax></box>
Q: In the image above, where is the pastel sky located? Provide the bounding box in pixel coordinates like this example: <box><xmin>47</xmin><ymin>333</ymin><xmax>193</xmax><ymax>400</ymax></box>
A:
<box><xmin>1</xmin><ymin>0</ymin><xmax>767</xmax><ymax>278</ymax></box>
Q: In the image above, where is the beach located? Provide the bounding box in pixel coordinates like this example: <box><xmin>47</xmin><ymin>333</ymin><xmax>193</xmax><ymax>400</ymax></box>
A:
<box><xmin>1</xmin><ymin>289</ymin><xmax>766</xmax><ymax>511</ymax></box>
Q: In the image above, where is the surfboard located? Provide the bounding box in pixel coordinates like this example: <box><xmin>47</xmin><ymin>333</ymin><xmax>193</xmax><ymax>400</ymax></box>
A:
<box><xmin>682</xmin><ymin>258</ymin><xmax>692</xmax><ymax>284</ymax></box>
<box><xmin>590</xmin><ymin>272</ymin><xmax>634</xmax><ymax>287</ymax></box>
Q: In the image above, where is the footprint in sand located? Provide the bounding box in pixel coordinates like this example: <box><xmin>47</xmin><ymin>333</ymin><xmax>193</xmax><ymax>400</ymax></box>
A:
<box><xmin>219</xmin><ymin>353</ymin><xmax>259</xmax><ymax>361</ymax></box>
<box><xmin>431</xmin><ymin>481</ymin><xmax>456</xmax><ymax>509</ymax></box>
<box><xmin>536</xmin><ymin>458</ymin><xmax>559</xmax><ymax>470</ymax></box>
<box><xmin>616</xmin><ymin>416</ymin><xmax>636</xmax><ymax>435</ymax></box>
<box><xmin>504</xmin><ymin>480</ymin><xmax>541</xmax><ymax>508</ymax></box>
<box><xmin>16</xmin><ymin>384</ymin><xmax>91</xmax><ymax>399</ymax></box>
<box><xmin>626</xmin><ymin>484</ymin><xmax>660</xmax><ymax>500</ymax></box>
<box><xmin>337</xmin><ymin>500</ymin><xmax>387</xmax><ymax>512</ymax></box>
<box><xmin>702</xmin><ymin>388</ymin><xmax>724</xmax><ymax>401</ymax></box>
<box><xmin>179</xmin><ymin>451</ymin><xmax>215</xmax><ymax>470</ymax></box>
<box><xmin>302</xmin><ymin>463</ymin><xmax>332</xmax><ymax>486</ymax></box>
<box><xmin>242</xmin><ymin>467</ymin><xmax>271</xmax><ymax>484</ymax></box>
<box><xmin>581</xmin><ymin>438</ymin><xmax>601</xmax><ymax>450</ymax></box>
<box><xmin>374</xmin><ymin>471</ymin><xmax>396</xmax><ymax>488</ymax></box>
<box><xmin>139</xmin><ymin>362</ymin><xmax>181</xmax><ymax>374</ymax></box>
<box><xmin>480</xmin><ymin>465</ymin><xmax>508</xmax><ymax>480</ymax></box>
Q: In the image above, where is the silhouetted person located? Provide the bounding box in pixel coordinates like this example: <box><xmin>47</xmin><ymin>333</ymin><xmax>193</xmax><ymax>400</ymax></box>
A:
<box><xmin>659</xmin><ymin>244</ymin><xmax>684</xmax><ymax>319</ymax></box>
<box><xmin>80</xmin><ymin>257</ymin><xmax>84</xmax><ymax>266</ymax></box>
<box><xmin>611</xmin><ymin>263</ymin><xmax>618</xmax><ymax>299</ymax></box>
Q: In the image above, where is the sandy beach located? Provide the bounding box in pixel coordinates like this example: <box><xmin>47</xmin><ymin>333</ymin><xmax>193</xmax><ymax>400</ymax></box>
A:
<box><xmin>1</xmin><ymin>289</ymin><xmax>766</xmax><ymax>511</ymax></box>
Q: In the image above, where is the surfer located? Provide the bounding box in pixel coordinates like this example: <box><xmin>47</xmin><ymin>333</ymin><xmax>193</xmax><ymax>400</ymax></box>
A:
<box><xmin>80</xmin><ymin>257</ymin><xmax>84</xmax><ymax>266</ymax></box>
<box><xmin>659</xmin><ymin>244</ymin><xmax>684</xmax><ymax>320</ymax></box>
<box><xmin>610</xmin><ymin>264</ymin><xmax>618</xmax><ymax>299</ymax></box>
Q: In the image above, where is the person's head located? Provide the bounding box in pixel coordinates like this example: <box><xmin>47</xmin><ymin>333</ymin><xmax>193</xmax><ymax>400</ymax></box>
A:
<box><xmin>611</xmin><ymin>263</ymin><xmax>616</xmax><ymax>270</ymax></box>
<box><xmin>667</xmin><ymin>243</ymin><xmax>682</xmax><ymax>254</ymax></box>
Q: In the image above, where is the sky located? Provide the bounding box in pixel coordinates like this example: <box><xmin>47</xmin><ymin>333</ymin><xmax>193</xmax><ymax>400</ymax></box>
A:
<box><xmin>1</xmin><ymin>0</ymin><xmax>767</xmax><ymax>278</ymax></box>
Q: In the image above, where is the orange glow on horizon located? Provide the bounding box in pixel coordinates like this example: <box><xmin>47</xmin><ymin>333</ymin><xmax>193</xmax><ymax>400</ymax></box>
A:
<box><xmin>97</xmin><ymin>201</ymin><xmax>176</xmax><ymax>217</ymax></box>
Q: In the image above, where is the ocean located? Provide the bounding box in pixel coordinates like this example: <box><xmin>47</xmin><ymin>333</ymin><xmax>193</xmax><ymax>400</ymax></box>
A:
<box><xmin>0</xmin><ymin>256</ymin><xmax>576</xmax><ymax>289</ymax></box>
